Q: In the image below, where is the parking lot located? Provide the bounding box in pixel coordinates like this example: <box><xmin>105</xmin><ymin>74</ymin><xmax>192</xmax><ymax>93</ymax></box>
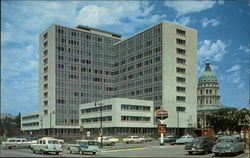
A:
<box><xmin>1</xmin><ymin>141</ymin><xmax>249</xmax><ymax>157</ymax></box>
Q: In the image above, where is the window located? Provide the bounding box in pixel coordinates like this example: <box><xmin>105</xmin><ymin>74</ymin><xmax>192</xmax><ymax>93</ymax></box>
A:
<box><xmin>44</xmin><ymin>110</ymin><xmax>48</xmax><ymax>115</ymax></box>
<box><xmin>176</xmin><ymin>77</ymin><xmax>185</xmax><ymax>83</ymax></box>
<box><xmin>176</xmin><ymin>39</ymin><xmax>185</xmax><ymax>45</ymax></box>
<box><xmin>44</xmin><ymin>83</ymin><xmax>48</xmax><ymax>89</ymax></box>
<box><xmin>176</xmin><ymin>106</ymin><xmax>186</xmax><ymax>112</ymax></box>
<box><xmin>43</xmin><ymin>32</ymin><xmax>48</xmax><ymax>39</ymax></box>
<box><xmin>210</xmin><ymin>89</ymin><xmax>212</xmax><ymax>94</ymax></box>
<box><xmin>44</xmin><ymin>58</ymin><xmax>48</xmax><ymax>65</ymax></box>
<box><xmin>44</xmin><ymin>100</ymin><xmax>48</xmax><ymax>106</ymax></box>
<box><xmin>206</xmin><ymin>89</ymin><xmax>208</xmax><ymax>94</ymax></box>
<box><xmin>176</xmin><ymin>48</ymin><xmax>186</xmax><ymax>55</ymax></box>
<box><xmin>176</xmin><ymin>29</ymin><xmax>186</xmax><ymax>36</ymax></box>
<box><xmin>176</xmin><ymin>58</ymin><xmax>186</xmax><ymax>65</ymax></box>
<box><xmin>176</xmin><ymin>96</ymin><xmax>186</xmax><ymax>102</ymax></box>
<box><xmin>44</xmin><ymin>50</ymin><xmax>48</xmax><ymax>56</ymax></box>
<box><xmin>176</xmin><ymin>86</ymin><xmax>186</xmax><ymax>92</ymax></box>
<box><xmin>44</xmin><ymin>41</ymin><xmax>48</xmax><ymax>47</ymax></box>
<box><xmin>176</xmin><ymin>67</ymin><xmax>186</xmax><ymax>74</ymax></box>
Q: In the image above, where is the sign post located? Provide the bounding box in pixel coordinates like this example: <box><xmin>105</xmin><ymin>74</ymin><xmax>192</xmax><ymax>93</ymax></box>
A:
<box><xmin>155</xmin><ymin>108</ymin><xmax>168</xmax><ymax>146</ymax></box>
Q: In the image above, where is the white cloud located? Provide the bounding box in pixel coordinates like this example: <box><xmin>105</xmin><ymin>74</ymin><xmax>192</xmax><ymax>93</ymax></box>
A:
<box><xmin>201</xmin><ymin>18</ymin><xmax>219</xmax><ymax>28</ymax></box>
<box><xmin>172</xmin><ymin>17</ymin><xmax>191</xmax><ymax>26</ymax></box>
<box><xmin>227</xmin><ymin>71</ymin><xmax>241</xmax><ymax>84</ymax></box>
<box><xmin>164</xmin><ymin>1</ymin><xmax>217</xmax><ymax>15</ymax></box>
<box><xmin>198</xmin><ymin>39</ymin><xmax>228</xmax><ymax>62</ymax></box>
<box><xmin>225</xmin><ymin>65</ymin><xmax>241</xmax><ymax>72</ymax></box>
<box><xmin>239</xmin><ymin>45</ymin><xmax>250</xmax><ymax>53</ymax></box>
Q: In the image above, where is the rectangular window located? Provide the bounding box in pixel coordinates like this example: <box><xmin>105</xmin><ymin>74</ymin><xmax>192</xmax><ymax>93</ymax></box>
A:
<box><xmin>176</xmin><ymin>96</ymin><xmax>186</xmax><ymax>102</ymax></box>
<box><xmin>176</xmin><ymin>29</ymin><xmax>186</xmax><ymax>36</ymax></box>
<box><xmin>176</xmin><ymin>39</ymin><xmax>186</xmax><ymax>45</ymax></box>
<box><xmin>176</xmin><ymin>106</ymin><xmax>186</xmax><ymax>112</ymax></box>
<box><xmin>176</xmin><ymin>67</ymin><xmax>186</xmax><ymax>74</ymax></box>
<box><xmin>44</xmin><ymin>41</ymin><xmax>48</xmax><ymax>47</ymax></box>
<box><xmin>44</xmin><ymin>50</ymin><xmax>48</xmax><ymax>56</ymax></box>
<box><xmin>176</xmin><ymin>77</ymin><xmax>186</xmax><ymax>83</ymax></box>
<box><xmin>43</xmin><ymin>32</ymin><xmax>48</xmax><ymax>40</ymax></box>
<box><xmin>176</xmin><ymin>86</ymin><xmax>186</xmax><ymax>92</ymax></box>
<box><xmin>176</xmin><ymin>48</ymin><xmax>186</xmax><ymax>55</ymax></box>
<box><xmin>176</xmin><ymin>58</ymin><xmax>186</xmax><ymax>65</ymax></box>
<box><xmin>44</xmin><ymin>58</ymin><xmax>48</xmax><ymax>65</ymax></box>
<box><xmin>44</xmin><ymin>110</ymin><xmax>48</xmax><ymax>115</ymax></box>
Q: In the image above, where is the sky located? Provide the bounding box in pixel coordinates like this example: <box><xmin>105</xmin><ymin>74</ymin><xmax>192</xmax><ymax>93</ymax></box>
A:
<box><xmin>1</xmin><ymin>0</ymin><xmax>249</xmax><ymax>115</ymax></box>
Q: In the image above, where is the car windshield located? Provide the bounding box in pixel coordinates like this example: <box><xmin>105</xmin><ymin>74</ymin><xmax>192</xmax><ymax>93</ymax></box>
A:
<box><xmin>217</xmin><ymin>138</ymin><xmax>233</xmax><ymax>143</ymax></box>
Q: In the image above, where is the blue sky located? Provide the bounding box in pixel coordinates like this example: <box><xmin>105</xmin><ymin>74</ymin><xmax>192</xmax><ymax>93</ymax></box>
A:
<box><xmin>1</xmin><ymin>1</ymin><xmax>249</xmax><ymax>115</ymax></box>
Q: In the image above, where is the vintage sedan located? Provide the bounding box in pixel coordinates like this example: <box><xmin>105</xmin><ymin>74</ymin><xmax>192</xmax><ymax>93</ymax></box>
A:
<box><xmin>212</xmin><ymin>136</ymin><xmax>245</xmax><ymax>156</ymax></box>
<box><xmin>185</xmin><ymin>136</ymin><xmax>214</xmax><ymax>154</ymax></box>
<box><xmin>67</xmin><ymin>140</ymin><xmax>100</xmax><ymax>155</ymax></box>
<box><xmin>164</xmin><ymin>135</ymin><xmax>181</xmax><ymax>144</ymax></box>
<box><xmin>175</xmin><ymin>135</ymin><xmax>194</xmax><ymax>145</ymax></box>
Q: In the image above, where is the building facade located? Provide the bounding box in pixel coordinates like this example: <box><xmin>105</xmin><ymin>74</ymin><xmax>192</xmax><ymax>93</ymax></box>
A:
<box><xmin>79</xmin><ymin>98</ymin><xmax>155</xmax><ymax>136</ymax></box>
<box><xmin>22</xmin><ymin>20</ymin><xmax>197</xmax><ymax>136</ymax></box>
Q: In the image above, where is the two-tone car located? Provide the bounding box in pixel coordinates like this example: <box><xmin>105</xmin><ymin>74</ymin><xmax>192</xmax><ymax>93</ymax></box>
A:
<box><xmin>2</xmin><ymin>138</ymin><xmax>33</xmax><ymax>149</ymax></box>
<box><xmin>30</xmin><ymin>137</ymin><xmax>62</xmax><ymax>155</ymax></box>
<box><xmin>185</xmin><ymin>136</ymin><xmax>215</xmax><ymax>155</ymax></box>
<box><xmin>212</xmin><ymin>136</ymin><xmax>245</xmax><ymax>156</ymax></box>
<box><xmin>67</xmin><ymin>140</ymin><xmax>100</xmax><ymax>155</ymax></box>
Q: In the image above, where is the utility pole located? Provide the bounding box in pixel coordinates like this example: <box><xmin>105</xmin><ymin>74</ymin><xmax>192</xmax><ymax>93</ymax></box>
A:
<box><xmin>95</xmin><ymin>102</ymin><xmax>103</xmax><ymax>147</ymax></box>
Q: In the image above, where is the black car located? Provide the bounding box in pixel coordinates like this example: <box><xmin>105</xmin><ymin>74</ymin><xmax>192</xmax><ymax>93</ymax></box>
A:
<box><xmin>164</xmin><ymin>136</ymin><xmax>181</xmax><ymax>143</ymax></box>
<box><xmin>185</xmin><ymin>136</ymin><xmax>214</xmax><ymax>155</ymax></box>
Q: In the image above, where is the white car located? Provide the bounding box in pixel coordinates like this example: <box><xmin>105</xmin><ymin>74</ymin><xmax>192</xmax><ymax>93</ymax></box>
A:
<box><xmin>96</xmin><ymin>136</ymin><xmax>118</xmax><ymax>146</ymax></box>
<box><xmin>123</xmin><ymin>136</ymin><xmax>144</xmax><ymax>144</ymax></box>
<box><xmin>2</xmin><ymin>138</ymin><xmax>33</xmax><ymax>149</ymax></box>
<box><xmin>175</xmin><ymin>135</ymin><xmax>194</xmax><ymax>145</ymax></box>
<box><xmin>30</xmin><ymin>137</ymin><xmax>62</xmax><ymax>155</ymax></box>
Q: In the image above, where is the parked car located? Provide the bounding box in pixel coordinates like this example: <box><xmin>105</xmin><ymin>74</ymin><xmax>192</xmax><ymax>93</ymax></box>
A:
<box><xmin>212</xmin><ymin>136</ymin><xmax>245</xmax><ymax>156</ymax></box>
<box><xmin>2</xmin><ymin>138</ymin><xmax>33</xmax><ymax>149</ymax></box>
<box><xmin>185</xmin><ymin>136</ymin><xmax>215</xmax><ymax>155</ymax></box>
<box><xmin>123</xmin><ymin>136</ymin><xmax>144</xmax><ymax>144</ymax></box>
<box><xmin>164</xmin><ymin>135</ymin><xmax>181</xmax><ymax>143</ymax></box>
<box><xmin>175</xmin><ymin>135</ymin><xmax>194</xmax><ymax>145</ymax></box>
<box><xmin>30</xmin><ymin>137</ymin><xmax>62</xmax><ymax>155</ymax></box>
<box><xmin>96</xmin><ymin>136</ymin><xmax>118</xmax><ymax>146</ymax></box>
<box><xmin>67</xmin><ymin>140</ymin><xmax>100</xmax><ymax>155</ymax></box>
<box><xmin>140</xmin><ymin>136</ymin><xmax>153</xmax><ymax>142</ymax></box>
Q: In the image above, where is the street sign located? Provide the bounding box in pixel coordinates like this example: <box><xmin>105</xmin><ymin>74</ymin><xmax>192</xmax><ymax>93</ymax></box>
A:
<box><xmin>155</xmin><ymin>109</ymin><xmax>168</xmax><ymax>120</ymax></box>
<box><xmin>158</xmin><ymin>124</ymin><xmax>167</xmax><ymax>133</ymax></box>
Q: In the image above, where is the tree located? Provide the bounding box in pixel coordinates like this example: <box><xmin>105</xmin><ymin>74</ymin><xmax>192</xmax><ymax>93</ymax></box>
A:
<box><xmin>206</xmin><ymin>107</ymin><xmax>250</xmax><ymax>134</ymax></box>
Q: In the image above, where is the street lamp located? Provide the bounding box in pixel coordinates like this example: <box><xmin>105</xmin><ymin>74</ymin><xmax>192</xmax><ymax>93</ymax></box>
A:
<box><xmin>95</xmin><ymin>102</ymin><xmax>103</xmax><ymax>147</ymax></box>
<box><xmin>50</xmin><ymin>110</ymin><xmax>55</xmax><ymax>136</ymax></box>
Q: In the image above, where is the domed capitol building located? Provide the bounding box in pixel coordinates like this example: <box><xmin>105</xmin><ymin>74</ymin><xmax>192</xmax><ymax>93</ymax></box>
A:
<box><xmin>197</xmin><ymin>60</ymin><xmax>224</xmax><ymax>128</ymax></box>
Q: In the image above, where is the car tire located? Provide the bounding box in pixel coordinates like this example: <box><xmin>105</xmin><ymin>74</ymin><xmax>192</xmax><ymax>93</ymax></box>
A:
<box><xmin>80</xmin><ymin>151</ymin><xmax>84</xmax><ymax>155</ymax></box>
<box><xmin>188</xmin><ymin>151</ymin><xmax>192</xmax><ymax>155</ymax></box>
<box><xmin>215</xmin><ymin>153</ymin><xmax>219</xmax><ymax>156</ymax></box>
<box><xmin>55</xmin><ymin>152</ymin><xmax>59</xmax><ymax>155</ymax></box>
<box><xmin>93</xmin><ymin>152</ymin><xmax>96</xmax><ymax>155</ymax></box>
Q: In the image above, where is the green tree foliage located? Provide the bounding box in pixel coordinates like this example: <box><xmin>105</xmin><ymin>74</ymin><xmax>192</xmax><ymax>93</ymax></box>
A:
<box><xmin>0</xmin><ymin>113</ymin><xmax>21</xmax><ymax>137</ymax></box>
<box><xmin>206</xmin><ymin>107</ymin><xmax>250</xmax><ymax>134</ymax></box>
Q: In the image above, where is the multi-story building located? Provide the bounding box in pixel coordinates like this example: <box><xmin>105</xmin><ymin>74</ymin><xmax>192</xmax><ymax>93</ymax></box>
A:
<box><xmin>22</xmin><ymin>20</ymin><xmax>197</xmax><ymax>136</ymax></box>
<box><xmin>79</xmin><ymin>98</ymin><xmax>155</xmax><ymax>135</ymax></box>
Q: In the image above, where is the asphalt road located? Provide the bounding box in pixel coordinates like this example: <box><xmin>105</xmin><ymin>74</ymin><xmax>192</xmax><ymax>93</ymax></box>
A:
<box><xmin>1</xmin><ymin>141</ymin><xmax>249</xmax><ymax>157</ymax></box>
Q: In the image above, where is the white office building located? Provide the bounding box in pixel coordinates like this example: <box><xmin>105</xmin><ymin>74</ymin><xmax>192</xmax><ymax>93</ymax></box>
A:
<box><xmin>79</xmin><ymin>98</ymin><xmax>155</xmax><ymax>135</ymax></box>
<box><xmin>21</xmin><ymin>20</ymin><xmax>197</xmax><ymax>136</ymax></box>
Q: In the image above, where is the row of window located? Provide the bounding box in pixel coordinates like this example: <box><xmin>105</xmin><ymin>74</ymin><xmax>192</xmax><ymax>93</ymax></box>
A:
<box><xmin>121</xmin><ymin>104</ymin><xmax>151</xmax><ymax>111</ymax></box>
<box><xmin>121</xmin><ymin>116</ymin><xmax>151</xmax><ymax>122</ymax></box>
<box><xmin>22</xmin><ymin>114</ymin><xmax>39</xmax><ymax>120</ymax></box>
<box><xmin>81</xmin><ymin>116</ymin><xmax>112</xmax><ymax>123</ymax></box>
<box><xmin>200</xmin><ymin>89</ymin><xmax>218</xmax><ymax>95</ymax></box>
<box><xmin>22</xmin><ymin>122</ymin><xmax>39</xmax><ymax>127</ymax></box>
<box><xmin>80</xmin><ymin>105</ymin><xmax>112</xmax><ymax>114</ymax></box>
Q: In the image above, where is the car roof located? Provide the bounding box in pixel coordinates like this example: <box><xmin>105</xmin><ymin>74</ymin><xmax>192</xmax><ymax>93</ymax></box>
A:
<box><xmin>218</xmin><ymin>136</ymin><xmax>237</xmax><ymax>139</ymax></box>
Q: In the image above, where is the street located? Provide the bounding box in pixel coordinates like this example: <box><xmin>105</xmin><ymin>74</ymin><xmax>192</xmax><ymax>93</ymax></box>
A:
<box><xmin>1</xmin><ymin>141</ymin><xmax>249</xmax><ymax>157</ymax></box>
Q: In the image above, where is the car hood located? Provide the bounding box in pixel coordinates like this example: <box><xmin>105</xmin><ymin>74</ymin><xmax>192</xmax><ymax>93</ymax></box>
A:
<box><xmin>214</xmin><ymin>142</ymin><xmax>233</xmax><ymax>149</ymax></box>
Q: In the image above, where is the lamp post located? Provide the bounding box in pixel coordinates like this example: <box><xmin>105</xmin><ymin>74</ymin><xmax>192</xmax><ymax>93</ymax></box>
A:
<box><xmin>95</xmin><ymin>102</ymin><xmax>103</xmax><ymax>147</ymax></box>
<box><xmin>50</xmin><ymin>110</ymin><xmax>55</xmax><ymax>136</ymax></box>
